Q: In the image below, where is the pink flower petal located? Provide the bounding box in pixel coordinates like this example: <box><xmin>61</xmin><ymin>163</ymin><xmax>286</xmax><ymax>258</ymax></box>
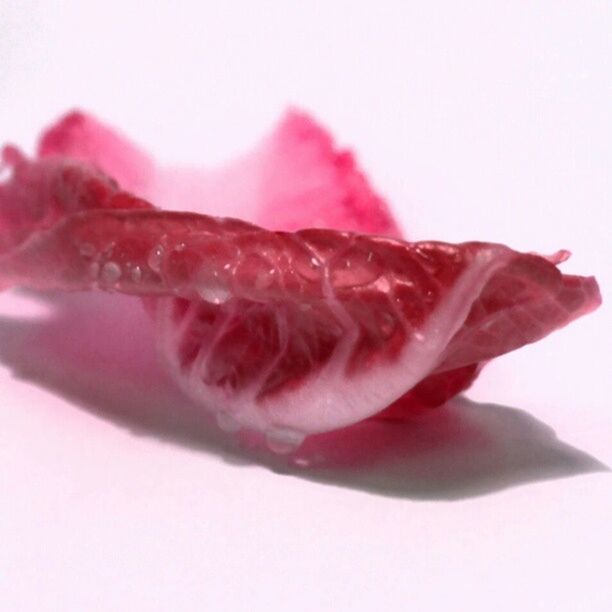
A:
<box><xmin>38</xmin><ymin>109</ymin><xmax>402</xmax><ymax>237</ymax></box>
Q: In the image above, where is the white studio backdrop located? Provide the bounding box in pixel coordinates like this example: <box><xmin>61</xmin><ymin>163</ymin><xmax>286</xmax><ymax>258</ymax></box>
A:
<box><xmin>0</xmin><ymin>2</ymin><xmax>610</xmax><ymax>611</ymax></box>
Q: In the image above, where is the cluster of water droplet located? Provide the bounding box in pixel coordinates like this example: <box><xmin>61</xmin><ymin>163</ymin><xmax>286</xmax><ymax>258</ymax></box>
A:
<box><xmin>214</xmin><ymin>409</ymin><xmax>306</xmax><ymax>454</ymax></box>
<box><xmin>78</xmin><ymin>239</ymin><xmax>173</xmax><ymax>292</ymax></box>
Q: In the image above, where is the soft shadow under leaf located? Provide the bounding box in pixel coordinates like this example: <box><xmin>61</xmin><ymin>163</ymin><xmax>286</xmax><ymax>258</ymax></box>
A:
<box><xmin>0</xmin><ymin>291</ymin><xmax>605</xmax><ymax>500</ymax></box>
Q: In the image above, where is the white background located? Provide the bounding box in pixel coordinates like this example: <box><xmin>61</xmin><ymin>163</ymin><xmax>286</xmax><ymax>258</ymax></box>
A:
<box><xmin>0</xmin><ymin>2</ymin><xmax>610</xmax><ymax>610</ymax></box>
